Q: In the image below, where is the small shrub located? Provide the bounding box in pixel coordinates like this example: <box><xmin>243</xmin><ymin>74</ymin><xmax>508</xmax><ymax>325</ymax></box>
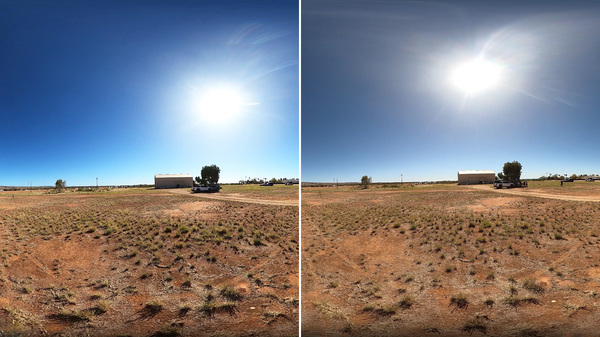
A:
<box><xmin>522</xmin><ymin>279</ymin><xmax>544</xmax><ymax>294</ymax></box>
<box><xmin>51</xmin><ymin>309</ymin><xmax>91</xmax><ymax>322</ymax></box>
<box><xmin>398</xmin><ymin>295</ymin><xmax>414</xmax><ymax>310</ymax></box>
<box><xmin>504</xmin><ymin>296</ymin><xmax>540</xmax><ymax>307</ymax></box>
<box><xmin>144</xmin><ymin>301</ymin><xmax>163</xmax><ymax>315</ymax></box>
<box><xmin>450</xmin><ymin>294</ymin><xmax>469</xmax><ymax>309</ymax></box>
<box><xmin>140</xmin><ymin>272</ymin><xmax>153</xmax><ymax>279</ymax></box>
<box><xmin>220</xmin><ymin>286</ymin><xmax>243</xmax><ymax>301</ymax></box>
<box><xmin>364</xmin><ymin>304</ymin><xmax>396</xmax><ymax>316</ymax></box>
<box><xmin>462</xmin><ymin>318</ymin><xmax>487</xmax><ymax>334</ymax></box>
<box><xmin>90</xmin><ymin>301</ymin><xmax>110</xmax><ymax>315</ymax></box>
<box><xmin>178</xmin><ymin>305</ymin><xmax>192</xmax><ymax>317</ymax></box>
<box><xmin>89</xmin><ymin>293</ymin><xmax>102</xmax><ymax>300</ymax></box>
<box><xmin>521</xmin><ymin>296</ymin><xmax>540</xmax><ymax>305</ymax></box>
<box><xmin>149</xmin><ymin>324</ymin><xmax>182</xmax><ymax>337</ymax></box>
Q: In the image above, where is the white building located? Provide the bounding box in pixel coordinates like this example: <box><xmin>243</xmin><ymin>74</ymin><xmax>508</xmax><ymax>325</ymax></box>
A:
<box><xmin>154</xmin><ymin>174</ymin><xmax>193</xmax><ymax>189</ymax></box>
<box><xmin>457</xmin><ymin>170</ymin><xmax>495</xmax><ymax>185</ymax></box>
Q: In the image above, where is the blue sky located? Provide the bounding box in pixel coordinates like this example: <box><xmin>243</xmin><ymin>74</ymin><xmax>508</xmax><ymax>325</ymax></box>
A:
<box><xmin>302</xmin><ymin>0</ymin><xmax>600</xmax><ymax>182</ymax></box>
<box><xmin>1</xmin><ymin>0</ymin><xmax>298</xmax><ymax>186</ymax></box>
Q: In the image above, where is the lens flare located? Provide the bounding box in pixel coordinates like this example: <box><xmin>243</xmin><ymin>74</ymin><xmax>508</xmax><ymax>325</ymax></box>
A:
<box><xmin>451</xmin><ymin>59</ymin><xmax>502</xmax><ymax>95</ymax></box>
<box><xmin>198</xmin><ymin>87</ymin><xmax>245</xmax><ymax>123</ymax></box>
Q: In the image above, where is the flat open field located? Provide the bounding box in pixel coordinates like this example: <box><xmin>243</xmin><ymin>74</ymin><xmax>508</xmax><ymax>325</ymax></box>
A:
<box><xmin>0</xmin><ymin>185</ymin><xmax>299</xmax><ymax>336</ymax></box>
<box><xmin>302</xmin><ymin>181</ymin><xmax>600</xmax><ymax>336</ymax></box>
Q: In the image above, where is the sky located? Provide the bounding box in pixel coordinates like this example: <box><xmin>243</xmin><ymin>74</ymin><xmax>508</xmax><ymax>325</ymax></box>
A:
<box><xmin>0</xmin><ymin>0</ymin><xmax>298</xmax><ymax>187</ymax></box>
<box><xmin>302</xmin><ymin>0</ymin><xmax>600</xmax><ymax>183</ymax></box>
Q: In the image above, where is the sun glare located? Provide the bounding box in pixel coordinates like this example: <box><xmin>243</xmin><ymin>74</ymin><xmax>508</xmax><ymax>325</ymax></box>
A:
<box><xmin>198</xmin><ymin>87</ymin><xmax>245</xmax><ymax>123</ymax></box>
<box><xmin>451</xmin><ymin>59</ymin><xmax>502</xmax><ymax>95</ymax></box>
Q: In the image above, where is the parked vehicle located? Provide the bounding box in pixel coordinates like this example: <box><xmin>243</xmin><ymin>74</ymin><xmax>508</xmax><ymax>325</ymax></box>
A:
<box><xmin>191</xmin><ymin>184</ymin><xmax>221</xmax><ymax>193</ymax></box>
<box><xmin>260</xmin><ymin>182</ymin><xmax>274</xmax><ymax>186</ymax></box>
<box><xmin>493</xmin><ymin>180</ymin><xmax>527</xmax><ymax>188</ymax></box>
<box><xmin>493</xmin><ymin>180</ymin><xmax>515</xmax><ymax>189</ymax></box>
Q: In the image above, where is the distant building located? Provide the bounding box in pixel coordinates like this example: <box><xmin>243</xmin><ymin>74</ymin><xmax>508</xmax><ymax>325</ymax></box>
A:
<box><xmin>457</xmin><ymin>170</ymin><xmax>495</xmax><ymax>185</ymax></box>
<box><xmin>154</xmin><ymin>174</ymin><xmax>193</xmax><ymax>189</ymax></box>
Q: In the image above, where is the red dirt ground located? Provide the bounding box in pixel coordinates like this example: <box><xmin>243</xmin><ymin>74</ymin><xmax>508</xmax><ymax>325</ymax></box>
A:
<box><xmin>0</xmin><ymin>187</ymin><xmax>299</xmax><ymax>336</ymax></box>
<box><xmin>302</xmin><ymin>184</ymin><xmax>600</xmax><ymax>336</ymax></box>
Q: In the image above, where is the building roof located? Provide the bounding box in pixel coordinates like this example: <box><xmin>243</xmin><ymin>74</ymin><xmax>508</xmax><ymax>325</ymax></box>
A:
<box><xmin>458</xmin><ymin>170</ymin><xmax>495</xmax><ymax>175</ymax></box>
<box><xmin>154</xmin><ymin>174</ymin><xmax>193</xmax><ymax>179</ymax></box>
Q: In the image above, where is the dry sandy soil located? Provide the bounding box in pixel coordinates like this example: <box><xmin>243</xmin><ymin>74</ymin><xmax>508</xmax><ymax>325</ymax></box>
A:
<box><xmin>0</xmin><ymin>186</ymin><xmax>298</xmax><ymax>336</ymax></box>
<box><xmin>168</xmin><ymin>188</ymin><xmax>298</xmax><ymax>207</ymax></box>
<box><xmin>302</xmin><ymin>182</ymin><xmax>600</xmax><ymax>336</ymax></box>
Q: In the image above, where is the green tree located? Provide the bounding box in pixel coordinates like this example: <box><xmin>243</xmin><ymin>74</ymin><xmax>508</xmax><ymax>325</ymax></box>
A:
<box><xmin>502</xmin><ymin>161</ymin><xmax>522</xmax><ymax>183</ymax></box>
<box><xmin>55</xmin><ymin>179</ymin><xmax>66</xmax><ymax>192</ymax></box>
<box><xmin>201</xmin><ymin>165</ymin><xmax>220</xmax><ymax>186</ymax></box>
<box><xmin>360</xmin><ymin>175</ymin><xmax>372</xmax><ymax>189</ymax></box>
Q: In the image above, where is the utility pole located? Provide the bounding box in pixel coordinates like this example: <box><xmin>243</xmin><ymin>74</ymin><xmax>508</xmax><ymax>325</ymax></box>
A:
<box><xmin>96</xmin><ymin>177</ymin><xmax>98</xmax><ymax>188</ymax></box>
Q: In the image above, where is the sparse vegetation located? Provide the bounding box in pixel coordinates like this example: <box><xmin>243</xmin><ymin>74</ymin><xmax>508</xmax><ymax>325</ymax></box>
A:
<box><xmin>220</xmin><ymin>285</ymin><xmax>243</xmax><ymax>301</ymax></box>
<box><xmin>450</xmin><ymin>293</ymin><xmax>469</xmax><ymax>309</ymax></box>
<box><xmin>398</xmin><ymin>295</ymin><xmax>414</xmax><ymax>309</ymax></box>
<box><xmin>522</xmin><ymin>279</ymin><xmax>545</xmax><ymax>294</ymax></box>
<box><xmin>302</xmin><ymin>182</ymin><xmax>600</xmax><ymax>335</ymax></box>
<box><xmin>461</xmin><ymin>317</ymin><xmax>488</xmax><ymax>334</ymax></box>
<box><xmin>0</xmin><ymin>186</ymin><xmax>298</xmax><ymax>336</ymax></box>
<box><xmin>51</xmin><ymin>309</ymin><xmax>92</xmax><ymax>322</ymax></box>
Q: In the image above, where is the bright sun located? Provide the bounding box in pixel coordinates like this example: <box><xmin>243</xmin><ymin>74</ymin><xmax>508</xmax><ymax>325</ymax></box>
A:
<box><xmin>198</xmin><ymin>87</ymin><xmax>245</xmax><ymax>122</ymax></box>
<box><xmin>451</xmin><ymin>59</ymin><xmax>502</xmax><ymax>95</ymax></box>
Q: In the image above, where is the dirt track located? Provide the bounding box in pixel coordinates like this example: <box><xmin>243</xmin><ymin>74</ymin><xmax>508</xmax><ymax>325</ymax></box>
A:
<box><xmin>168</xmin><ymin>189</ymin><xmax>299</xmax><ymax>207</ymax></box>
<box><xmin>467</xmin><ymin>184</ymin><xmax>600</xmax><ymax>202</ymax></box>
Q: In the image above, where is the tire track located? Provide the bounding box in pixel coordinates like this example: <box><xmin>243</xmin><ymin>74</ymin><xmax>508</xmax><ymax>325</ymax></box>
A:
<box><xmin>467</xmin><ymin>185</ymin><xmax>600</xmax><ymax>202</ymax></box>
<box><xmin>167</xmin><ymin>189</ymin><xmax>298</xmax><ymax>206</ymax></box>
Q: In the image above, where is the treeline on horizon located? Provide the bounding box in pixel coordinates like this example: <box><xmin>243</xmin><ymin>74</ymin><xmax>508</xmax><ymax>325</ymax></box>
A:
<box><xmin>302</xmin><ymin>173</ymin><xmax>600</xmax><ymax>187</ymax></box>
<box><xmin>239</xmin><ymin>177</ymin><xmax>298</xmax><ymax>185</ymax></box>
